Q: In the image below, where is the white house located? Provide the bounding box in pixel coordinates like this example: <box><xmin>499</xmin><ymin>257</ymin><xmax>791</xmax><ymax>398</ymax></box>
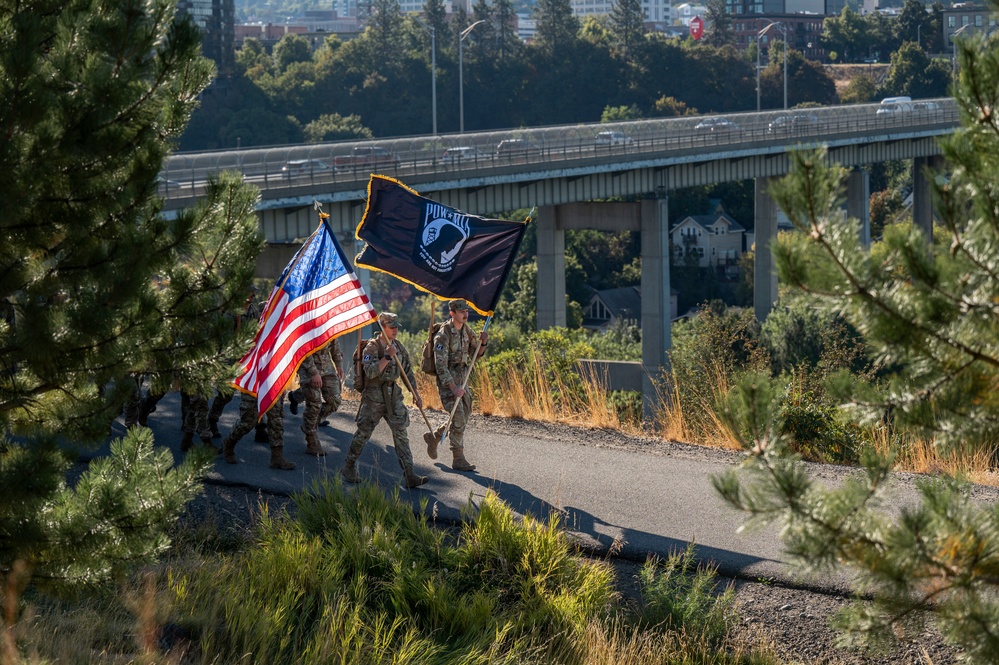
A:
<box><xmin>671</xmin><ymin>204</ymin><xmax>746</xmax><ymax>277</ymax></box>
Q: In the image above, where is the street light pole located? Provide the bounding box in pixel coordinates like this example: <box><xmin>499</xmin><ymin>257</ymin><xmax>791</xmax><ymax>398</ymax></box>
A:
<box><xmin>756</xmin><ymin>20</ymin><xmax>787</xmax><ymax>110</ymax></box>
<box><xmin>459</xmin><ymin>20</ymin><xmax>486</xmax><ymax>135</ymax></box>
<box><xmin>415</xmin><ymin>18</ymin><xmax>438</xmax><ymax>136</ymax></box>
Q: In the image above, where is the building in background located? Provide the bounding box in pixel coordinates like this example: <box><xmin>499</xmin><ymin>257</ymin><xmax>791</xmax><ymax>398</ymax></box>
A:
<box><xmin>570</xmin><ymin>0</ymin><xmax>673</xmax><ymax>27</ymax></box>
<box><xmin>177</xmin><ymin>0</ymin><xmax>235</xmax><ymax>76</ymax></box>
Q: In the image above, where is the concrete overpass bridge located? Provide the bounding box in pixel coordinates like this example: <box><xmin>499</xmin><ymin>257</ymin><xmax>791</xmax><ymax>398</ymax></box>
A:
<box><xmin>161</xmin><ymin>98</ymin><xmax>958</xmax><ymax>411</ymax></box>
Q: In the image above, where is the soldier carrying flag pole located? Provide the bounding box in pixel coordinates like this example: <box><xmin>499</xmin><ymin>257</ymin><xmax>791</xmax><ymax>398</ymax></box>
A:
<box><xmin>355</xmin><ymin>175</ymin><xmax>530</xmax><ymax>472</ymax></box>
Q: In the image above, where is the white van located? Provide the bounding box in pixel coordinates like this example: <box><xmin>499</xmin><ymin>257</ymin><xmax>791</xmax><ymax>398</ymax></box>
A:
<box><xmin>876</xmin><ymin>96</ymin><xmax>912</xmax><ymax>116</ymax></box>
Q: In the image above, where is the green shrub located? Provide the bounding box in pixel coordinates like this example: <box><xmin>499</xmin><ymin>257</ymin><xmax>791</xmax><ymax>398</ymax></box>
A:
<box><xmin>636</xmin><ymin>544</ymin><xmax>738</xmax><ymax>647</ymax></box>
<box><xmin>779</xmin><ymin>390</ymin><xmax>862</xmax><ymax>465</ymax></box>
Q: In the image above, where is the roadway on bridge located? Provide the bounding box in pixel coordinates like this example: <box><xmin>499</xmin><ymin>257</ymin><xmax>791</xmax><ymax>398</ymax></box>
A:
<box><xmin>107</xmin><ymin>391</ymin><xmax>998</xmax><ymax>594</ymax></box>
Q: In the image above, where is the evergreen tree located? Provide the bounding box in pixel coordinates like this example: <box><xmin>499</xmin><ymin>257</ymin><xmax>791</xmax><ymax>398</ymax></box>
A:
<box><xmin>0</xmin><ymin>0</ymin><xmax>263</xmax><ymax>591</ymax></box>
<box><xmin>714</xmin><ymin>8</ymin><xmax>999</xmax><ymax>660</ymax></box>
<box><xmin>492</xmin><ymin>0</ymin><xmax>521</xmax><ymax>60</ymax></box>
<box><xmin>423</xmin><ymin>0</ymin><xmax>449</xmax><ymax>52</ymax></box>
<box><xmin>609</xmin><ymin>0</ymin><xmax>646</xmax><ymax>58</ymax></box>
<box><xmin>703</xmin><ymin>0</ymin><xmax>734</xmax><ymax>47</ymax></box>
<box><xmin>533</xmin><ymin>0</ymin><xmax>581</xmax><ymax>57</ymax></box>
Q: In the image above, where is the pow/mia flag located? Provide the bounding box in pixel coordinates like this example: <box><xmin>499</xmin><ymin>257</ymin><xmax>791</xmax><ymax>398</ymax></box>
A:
<box><xmin>355</xmin><ymin>175</ymin><xmax>528</xmax><ymax>316</ymax></box>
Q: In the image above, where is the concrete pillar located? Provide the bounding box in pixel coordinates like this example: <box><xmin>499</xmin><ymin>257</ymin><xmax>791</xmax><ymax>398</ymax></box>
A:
<box><xmin>536</xmin><ymin>204</ymin><xmax>566</xmax><ymax>329</ymax></box>
<box><xmin>847</xmin><ymin>167</ymin><xmax>871</xmax><ymax>246</ymax></box>
<box><xmin>912</xmin><ymin>156</ymin><xmax>934</xmax><ymax>241</ymax></box>
<box><xmin>640</xmin><ymin>198</ymin><xmax>671</xmax><ymax>422</ymax></box>
<box><xmin>753</xmin><ymin>177</ymin><xmax>780</xmax><ymax>321</ymax></box>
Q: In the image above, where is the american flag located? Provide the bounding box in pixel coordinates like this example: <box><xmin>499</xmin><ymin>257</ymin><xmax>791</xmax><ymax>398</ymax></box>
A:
<box><xmin>233</xmin><ymin>218</ymin><xmax>375</xmax><ymax>417</ymax></box>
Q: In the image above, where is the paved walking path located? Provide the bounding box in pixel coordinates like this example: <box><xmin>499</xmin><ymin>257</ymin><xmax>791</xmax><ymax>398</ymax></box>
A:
<box><xmin>110</xmin><ymin>391</ymin><xmax>987</xmax><ymax>594</ymax></box>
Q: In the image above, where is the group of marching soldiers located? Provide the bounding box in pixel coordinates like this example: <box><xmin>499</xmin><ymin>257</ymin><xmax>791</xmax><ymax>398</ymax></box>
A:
<box><xmin>126</xmin><ymin>297</ymin><xmax>487</xmax><ymax>489</ymax></box>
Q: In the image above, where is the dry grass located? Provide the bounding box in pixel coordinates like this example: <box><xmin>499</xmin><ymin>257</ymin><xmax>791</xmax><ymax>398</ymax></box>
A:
<box><xmin>867</xmin><ymin>426</ymin><xmax>999</xmax><ymax>486</ymax></box>
<box><xmin>347</xmin><ymin>359</ymin><xmax>999</xmax><ymax>485</ymax></box>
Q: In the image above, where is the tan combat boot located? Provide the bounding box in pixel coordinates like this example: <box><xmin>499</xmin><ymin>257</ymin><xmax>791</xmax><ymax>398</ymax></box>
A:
<box><xmin>404</xmin><ymin>468</ymin><xmax>429</xmax><ymax>488</ymax></box>
<box><xmin>341</xmin><ymin>457</ymin><xmax>360</xmax><ymax>483</ymax></box>
<box><xmin>304</xmin><ymin>432</ymin><xmax>326</xmax><ymax>456</ymax></box>
<box><xmin>222</xmin><ymin>436</ymin><xmax>238</xmax><ymax>464</ymax></box>
<box><xmin>423</xmin><ymin>430</ymin><xmax>441</xmax><ymax>460</ymax></box>
<box><xmin>269</xmin><ymin>446</ymin><xmax>296</xmax><ymax>470</ymax></box>
<box><xmin>451</xmin><ymin>450</ymin><xmax>476</xmax><ymax>472</ymax></box>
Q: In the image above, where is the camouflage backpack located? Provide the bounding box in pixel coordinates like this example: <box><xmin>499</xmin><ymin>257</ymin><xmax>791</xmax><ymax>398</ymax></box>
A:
<box><xmin>419</xmin><ymin>322</ymin><xmax>449</xmax><ymax>375</ymax></box>
<box><xmin>351</xmin><ymin>335</ymin><xmax>384</xmax><ymax>392</ymax></box>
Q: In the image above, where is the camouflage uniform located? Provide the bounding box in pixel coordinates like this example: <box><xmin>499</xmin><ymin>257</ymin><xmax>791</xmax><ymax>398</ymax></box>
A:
<box><xmin>209</xmin><ymin>297</ymin><xmax>268</xmax><ymax>441</ymax></box>
<box><xmin>221</xmin><ymin>391</ymin><xmax>295</xmax><ymax>470</ymax></box>
<box><xmin>181</xmin><ymin>392</ymin><xmax>212</xmax><ymax>442</ymax></box>
<box><xmin>298</xmin><ymin>338</ymin><xmax>343</xmax><ymax>437</ymax></box>
<box><xmin>433</xmin><ymin>322</ymin><xmax>479</xmax><ymax>452</ymax></box>
<box><xmin>344</xmin><ymin>334</ymin><xmax>418</xmax><ymax>477</ymax></box>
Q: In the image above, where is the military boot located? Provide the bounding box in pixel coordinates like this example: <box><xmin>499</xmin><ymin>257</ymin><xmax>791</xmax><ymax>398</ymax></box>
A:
<box><xmin>304</xmin><ymin>432</ymin><xmax>326</xmax><ymax>456</ymax></box>
<box><xmin>201</xmin><ymin>436</ymin><xmax>222</xmax><ymax>455</ymax></box>
<box><xmin>269</xmin><ymin>446</ymin><xmax>296</xmax><ymax>470</ymax></box>
<box><xmin>222</xmin><ymin>436</ymin><xmax>238</xmax><ymax>464</ymax></box>
<box><xmin>451</xmin><ymin>450</ymin><xmax>476</xmax><ymax>472</ymax></box>
<box><xmin>423</xmin><ymin>430</ymin><xmax>440</xmax><ymax>460</ymax></box>
<box><xmin>180</xmin><ymin>431</ymin><xmax>194</xmax><ymax>453</ymax></box>
<box><xmin>341</xmin><ymin>457</ymin><xmax>360</xmax><ymax>483</ymax></box>
<box><xmin>254</xmin><ymin>424</ymin><xmax>270</xmax><ymax>444</ymax></box>
<box><xmin>404</xmin><ymin>468</ymin><xmax>429</xmax><ymax>488</ymax></box>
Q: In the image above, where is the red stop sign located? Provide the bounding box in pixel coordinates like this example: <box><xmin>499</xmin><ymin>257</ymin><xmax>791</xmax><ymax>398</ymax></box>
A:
<box><xmin>690</xmin><ymin>15</ymin><xmax>704</xmax><ymax>40</ymax></box>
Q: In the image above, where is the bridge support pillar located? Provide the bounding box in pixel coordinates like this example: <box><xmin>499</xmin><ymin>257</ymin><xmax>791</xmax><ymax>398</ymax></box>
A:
<box><xmin>847</xmin><ymin>167</ymin><xmax>871</xmax><ymax>246</ymax></box>
<box><xmin>537</xmin><ymin>205</ymin><xmax>566</xmax><ymax>329</ymax></box>
<box><xmin>912</xmin><ymin>156</ymin><xmax>944</xmax><ymax>241</ymax></box>
<box><xmin>754</xmin><ymin>177</ymin><xmax>780</xmax><ymax>322</ymax></box>
<box><xmin>640</xmin><ymin>198</ymin><xmax>671</xmax><ymax>422</ymax></box>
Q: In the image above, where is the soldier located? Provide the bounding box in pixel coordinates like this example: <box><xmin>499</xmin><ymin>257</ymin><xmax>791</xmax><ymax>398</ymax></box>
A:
<box><xmin>221</xmin><ymin>391</ymin><xmax>295</xmax><ymax>470</ymax></box>
<box><xmin>180</xmin><ymin>390</ymin><xmax>219</xmax><ymax>454</ymax></box>
<box><xmin>341</xmin><ymin>312</ymin><xmax>427</xmax><ymax>488</ymax></box>
<box><xmin>430</xmin><ymin>299</ymin><xmax>487</xmax><ymax>472</ymax></box>
<box><xmin>297</xmin><ymin>337</ymin><xmax>343</xmax><ymax>456</ymax></box>
<box><xmin>208</xmin><ymin>286</ymin><xmax>264</xmax><ymax>440</ymax></box>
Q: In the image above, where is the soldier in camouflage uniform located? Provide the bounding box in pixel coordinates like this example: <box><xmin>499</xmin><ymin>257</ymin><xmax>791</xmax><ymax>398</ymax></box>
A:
<box><xmin>430</xmin><ymin>299</ymin><xmax>487</xmax><ymax>472</ymax></box>
<box><xmin>297</xmin><ymin>338</ymin><xmax>343</xmax><ymax>456</ymax></box>
<box><xmin>221</xmin><ymin>391</ymin><xmax>295</xmax><ymax>470</ymax></box>
<box><xmin>208</xmin><ymin>287</ymin><xmax>263</xmax><ymax>439</ymax></box>
<box><xmin>341</xmin><ymin>312</ymin><xmax>427</xmax><ymax>488</ymax></box>
<box><xmin>180</xmin><ymin>392</ymin><xmax>218</xmax><ymax>453</ymax></box>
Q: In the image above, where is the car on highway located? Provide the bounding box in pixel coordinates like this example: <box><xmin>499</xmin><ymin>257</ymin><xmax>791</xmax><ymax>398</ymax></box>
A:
<box><xmin>281</xmin><ymin>159</ymin><xmax>331</xmax><ymax>178</ymax></box>
<box><xmin>156</xmin><ymin>176</ymin><xmax>182</xmax><ymax>190</ymax></box>
<box><xmin>875</xmin><ymin>96</ymin><xmax>912</xmax><ymax>117</ymax></box>
<box><xmin>495</xmin><ymin>139</ymin><xmax>542</xmax><ymax>159</ymax></box>
<box><xmin>441</xmin><ymin>146</ymin><xmax>492</xmax><ymax>163</ymax></box>
<box><xmin>766</xmin><ymin>112</ymin><xmax>819</xmax><ymax>135</ymax></box>
<box><xmin>595</xmin><ymin>131</ymin><xmax>634</xmax><ymax>146</ymax></box>
<box><xmin>694</xmin><ymin>117</ymin><xmax>739</xmax><ymax>133</ymax></box>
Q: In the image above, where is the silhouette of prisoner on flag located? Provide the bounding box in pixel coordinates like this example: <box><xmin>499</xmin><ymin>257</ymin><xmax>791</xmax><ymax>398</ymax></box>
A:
<box><xmin>354</xmin><ymin>175</ymin><xmax>528</xmax><ymax>316</ymax></box>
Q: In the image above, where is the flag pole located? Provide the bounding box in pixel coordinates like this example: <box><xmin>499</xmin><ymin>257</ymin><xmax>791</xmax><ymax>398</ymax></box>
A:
<box><xmin>376</xmin><ymin>320</ymin><xmax>436</xmax><ymax>434</ymax></box>
<box><xmin>429</xmin><ymin>315</ymin><xmax>491</xmax><ymax>447</ymax></box>
<box><xmin>430</xmin><ymin>205</ymin><xmax>535</xmax><ymax>447</ymax></box>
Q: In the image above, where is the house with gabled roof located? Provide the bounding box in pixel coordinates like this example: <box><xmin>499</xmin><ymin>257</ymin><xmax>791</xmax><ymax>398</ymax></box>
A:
<box><xmin>581</xmin><ymin>285</ymin><xmax>679</xmax><ymax>330</ymax></box>
<box><xmin>671</xmin><ymin>202</ymin><xmax>746</xmax><ymax>278</ymax></box>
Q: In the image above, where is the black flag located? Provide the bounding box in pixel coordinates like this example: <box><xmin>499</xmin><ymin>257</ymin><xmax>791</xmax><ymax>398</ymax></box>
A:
<box><xmin>354</xmin><ymin>175</ymin><xmax>528</xmax><ymax>315</ymax></box>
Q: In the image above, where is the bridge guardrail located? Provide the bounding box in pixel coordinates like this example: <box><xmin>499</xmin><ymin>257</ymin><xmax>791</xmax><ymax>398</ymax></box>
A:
<box><xmin>158</xmin><ymin>98</ymin><xmax>958</xmax><ymax>202</ymax></box>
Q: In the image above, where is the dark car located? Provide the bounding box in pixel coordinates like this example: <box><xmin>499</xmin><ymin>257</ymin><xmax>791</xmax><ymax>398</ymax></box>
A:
<box><xmin>495</xmin><ymin>139</ymin><xmax>542</xmax><ymax>159</ymax></box>
<box><xmin>767</xmin><ymin>112</ymin><xmax>819</xmax><ymax>135</ymax></box>
<box><xmin>694</xmin><ymin>117</ymin><xmax>739</xmax><ymax>134</ymax></box>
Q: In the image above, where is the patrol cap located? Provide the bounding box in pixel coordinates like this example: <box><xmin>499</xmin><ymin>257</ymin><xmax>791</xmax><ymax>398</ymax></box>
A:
<box><xmin>378</xmin><ymin>311</ymin><xmax>399</xmax><ymax>328</ymax></box>
<box><xmin>448</xmin><ymin>299</ymin><xmax>469</xmax><ymax>312</ymax></box>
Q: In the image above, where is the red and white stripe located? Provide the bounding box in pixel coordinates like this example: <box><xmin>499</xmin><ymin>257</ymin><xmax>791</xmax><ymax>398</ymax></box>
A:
<box><xmin>234</xmin><ymin>273</ymin><xmax>374</xmax><ymax>417</ymax></box>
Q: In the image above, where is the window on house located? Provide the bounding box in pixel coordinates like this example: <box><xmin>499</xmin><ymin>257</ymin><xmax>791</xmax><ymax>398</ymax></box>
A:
<box><xmin>976</xmin><ymin>14</ymin><xmax>983</xmax><ymax>26</ymax></box>
<box><xmin>949</xmin><ymin>15</ymin><xmax>956</xmax><ymax>27</ymax></box>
